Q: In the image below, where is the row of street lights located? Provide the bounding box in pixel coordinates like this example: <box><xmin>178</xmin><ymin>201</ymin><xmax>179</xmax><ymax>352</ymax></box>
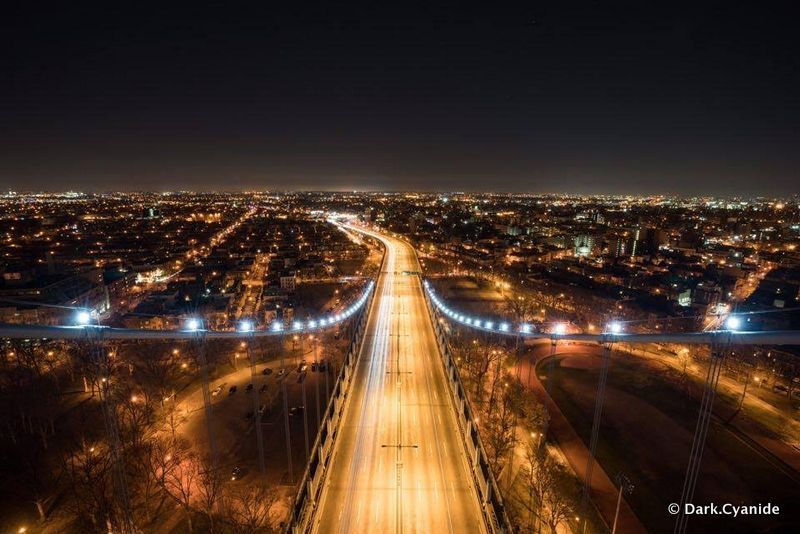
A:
<box><xmin>73</xmin><ymin>281</ymin><xmax>376</xmax><ymax>335</ymax></box>
<box><xmin>424</xmin><ymin>279</ymin><xmax>746</xmax><ymax>336</ymax></box>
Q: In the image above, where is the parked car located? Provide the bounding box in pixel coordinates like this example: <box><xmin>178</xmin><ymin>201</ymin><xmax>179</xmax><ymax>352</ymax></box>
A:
<box><xmin>229</xmin><ymin>385</ymin><xmax>238</xmax><ymax>395</ymax></box>
<box><xmin>245</xmin><ymin>383</ymin><xmax>253</xmax><ymax>392</ymax></box>
<box><xmin>261</xmin><ymin>367</ymin><xmax>273</xmax><ymax>376</ymax></box>
<box><xmin>211</xmin><ymin>385</ymin><xmax>223</xmax><ymax>397</ymax></box>
<box><xmin>231</xmin><ymin>466</ymin><xmax>243</xmax><ymax>481</ymax></box>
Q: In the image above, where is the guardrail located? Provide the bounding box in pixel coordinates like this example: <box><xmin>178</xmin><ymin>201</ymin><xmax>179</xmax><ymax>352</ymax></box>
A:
<box><xmin>421</xmin><ymin>279</ymin><xmax>514</xmax><ymax>533</ymax></box>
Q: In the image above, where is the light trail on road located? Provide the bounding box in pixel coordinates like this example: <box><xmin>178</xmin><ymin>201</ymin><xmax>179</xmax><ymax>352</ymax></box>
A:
<box><xmin>313</xmin><ymin>227</ymin><xmax>485</xmax><ymax>534</ymax></box>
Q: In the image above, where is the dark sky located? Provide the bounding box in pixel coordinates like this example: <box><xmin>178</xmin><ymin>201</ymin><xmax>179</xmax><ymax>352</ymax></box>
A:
<box><xmin>1</xmin><ymin>1</ymin><xmax>798</xmax><ymax>195</ymax></box>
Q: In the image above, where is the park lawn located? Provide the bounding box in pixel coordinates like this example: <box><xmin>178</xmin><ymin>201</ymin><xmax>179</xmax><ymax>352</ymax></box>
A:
<box><xmin>547</xmin><ymin>354</ymin><xmax>800</xmax><ymax>533</ymax></box>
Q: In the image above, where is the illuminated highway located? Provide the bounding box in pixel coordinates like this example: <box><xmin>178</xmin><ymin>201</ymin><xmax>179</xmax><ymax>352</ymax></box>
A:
<box><xmin>313</xmin><ymin>228</ymin><xmax>485</xmax><ymax>534</ymax></box>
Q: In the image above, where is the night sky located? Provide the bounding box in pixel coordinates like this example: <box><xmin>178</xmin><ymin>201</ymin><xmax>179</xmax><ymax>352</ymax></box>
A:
<box><xmin>1</xmin><ymin>1</ymin><xmax>798</xmax><ymax>195</ymax></box>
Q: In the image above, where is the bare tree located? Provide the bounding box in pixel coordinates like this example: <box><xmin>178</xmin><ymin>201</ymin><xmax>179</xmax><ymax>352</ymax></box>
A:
<box><xmin>115</xmin><ymin>383</ymin><xmax>154</xmax><ymax>451</ymax></box>
<box><xmin>196</xmin><ymin>454</ymin><xmax>224</xmax><ymax>532</ymax></box>
<box><xmin>163</xmin><ymin>448</ymin><xmax>200</xmax><ymax>532</ymax></box>
<box><xmin>517</xmin><ymin>439</ymin><xmax>573</xmax><ymax>534</ymax></box>
<box><xmin>466</xmin><ymin>342</ymin><xmax>505</xmax><ymax>404</ymax></box>
<box><xmin>541</xmin><ymin>466</ymin><xmax>573</xmax><ymax>534</ymax></box>
<box><xmin>504</xmin><ymin>294</ymin><xmax>538</xmax><ymax>326</ymax></box>
<box><xmin>137</xmin><ymin>350</ymin><xmax>181</xmax><ymax>408</ymax></box>
<box><xmin>227</xmin><ymin>483</ymin><xmax>281</xmax><ymax>533</ymax></box>
<box><xmin>482</xmin><ymin>374</ymin><xmax>518</xmax><ymax>479</ymax></box>
<box><xmin>62</xmin><ymin>443</ymin><xmax>117</xmax><ymax>532</ymax></box>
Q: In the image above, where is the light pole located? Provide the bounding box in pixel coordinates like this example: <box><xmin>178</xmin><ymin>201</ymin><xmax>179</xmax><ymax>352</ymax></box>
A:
<box><xmin>315</xmin><ymin>363</ymin><xmax>321</xmax><ymax>430</ymax></box>
<box><xmin>612</xmin><ymin>473</ymin><xmax>634</xmax><ymax>534</ymax></box>
<box><xmin>300</xmin><ymin>371</ymin><xmax>310</xmax><ymax>459</ymax></box>
<box><xmin>240</xmin><ymin>322</ymin><xmax>267</xmax><ymax>475</ymax></box>
<box><xmin>279</xmin><ymin>334</ymin><xmax>293</xmax><ymax>484</ymax></box>
<box><xmin>738</xmin><ymin>371</ymin><xmax>751</xmax><ymax>411</ymax></box>
<box><xmin>281</xmin><ymin>374</ymin><xmax>293</xmax><ymax>483</ymax></box>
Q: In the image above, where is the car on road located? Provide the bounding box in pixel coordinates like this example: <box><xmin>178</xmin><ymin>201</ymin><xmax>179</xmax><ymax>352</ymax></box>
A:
<box><xmin>211</xmin><ymin>385</ymin><xmax>223</xmax><ymax>396</ymax></box>
<box><xmin>311</xmin><ymin>362</ymin><xmax>318</xmax><ymax>372</ymax></box>
<box><xmin>277</xmin><ymin>368</ymin><xmax>286</xmax><ymax>377</ymax></box>
<box><xmin>297</xmin><ymin>371</ymin><xmax>307</xmax><ymax>383</ymax></box>
<box><xmin>259</xmin><ymin>383</ymin><xmax>268</xmax><ymax>393</ymax></box>
<box><xmin>245</xmin><ymin>383</ymin><xmax>253</xmax><ymax>391</ymax></box>
<box><xmin>258</xmin><ymin>404</ymin><xmax>267</xmax><ymax>416</ymax></box>
<box><xmin>289</xmin><ymin>406</ymin><xmax>304</xmax><ymax>417</ymax></box>
<box><xmin>261</xmin><ymin>367</ymin><xmax>273</xmax><ymax>376</ymax></box>
<box><xmin>229</xmin><ymin>385</ymin><xmax>238</xmax><ymax>395</ymax></box>
<box><xmin>231</xmin><ymin>466</ymin><xmax>243</xmax><ymax>481</ymax></box>
<box><xmin>297</xmin><ymin>361</ymin><xmax>308</xmax><ymax>373</ymax></box>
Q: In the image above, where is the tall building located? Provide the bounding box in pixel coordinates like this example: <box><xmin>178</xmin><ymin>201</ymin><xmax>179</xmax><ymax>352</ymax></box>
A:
<box><xmin>574</xmin><ymin>234</ymin><xmax>595</xmax><ymax>257</ymax></box>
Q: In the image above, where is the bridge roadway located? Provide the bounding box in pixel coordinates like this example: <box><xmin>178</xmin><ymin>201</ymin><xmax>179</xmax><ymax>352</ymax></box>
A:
<box><xmin>313</xmin><ymin>228</ymin><xmax>485</xmax><ymax>533</ymax></box>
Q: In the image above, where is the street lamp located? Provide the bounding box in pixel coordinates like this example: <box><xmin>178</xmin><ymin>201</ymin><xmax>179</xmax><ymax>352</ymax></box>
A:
<box><xmin>724</xmin><ymin>315</ymin><xmax>742</xmax><ymax>331</ymax></box>
<box><xmin>612</xmin><ymin>473</ymin><xmax>634</xmax><ymax>534</ymax></box>
<box><xmin>553</xmin><ymin>322</ymin><xmax>567</xmax><ymax>336</ymax></box>
<box><xmin>607</xmin><ymin>321</ymin><xmax>623</xmax><ymax>335</ymax></box>
<box><xmin>237</xmin><ymin>319</ymin><xmax>254</xmax><ymax>333</ymax></box>
<box><xmin>75</xmin><ymin>309</ymin><xmax>93</xmax><ymax>326</ymax></box>
<box><xmin>185</xmin><ymin>318</ymin><xmax>202</xmax><ymax>331</ymax></box>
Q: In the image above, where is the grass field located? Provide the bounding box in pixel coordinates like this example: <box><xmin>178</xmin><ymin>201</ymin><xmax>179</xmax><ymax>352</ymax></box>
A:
<box><xmin>547</xmin><ymin>354</ymin><xmax>800</xmax><ymax>533</ymax></box>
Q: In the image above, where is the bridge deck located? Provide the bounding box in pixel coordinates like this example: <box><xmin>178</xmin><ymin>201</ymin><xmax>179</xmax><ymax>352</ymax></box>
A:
<box><xmin>313</xmin><ymin>230</ymin><xmax>485</xmax><ymax>534</ymax></box>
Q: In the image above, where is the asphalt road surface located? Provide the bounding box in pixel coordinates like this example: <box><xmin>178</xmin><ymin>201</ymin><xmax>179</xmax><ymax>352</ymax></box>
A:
<box><xmin>313</xmin><ymin>228</ymin><xmax>485</xmax><ymax>534</ymax></box>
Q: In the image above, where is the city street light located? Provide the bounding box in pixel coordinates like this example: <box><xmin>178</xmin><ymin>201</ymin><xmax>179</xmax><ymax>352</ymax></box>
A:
<box><xmin>725</xmin><ymin>315</ymin><xmax>742</xmax><ymax>331</ymax></box>
<box><xmin>75</xmin><ymin>309</ymin><xmax>93</xmax><ymax>326</ymax></box>
<box><xmin>553</xmin><ymin>322</ymin><xmax>567</xmax><ymax>335</ymax></box>
<box><xmin>238</xmin><ymin>319</ymin><xmax>254</xmax><ymax>333</ymax></box>
<box><xmin>185</xmin><ymin>318</ymin><xmax>202</xmax><ymax>331</ymax></box>
<box><xmin>607</xmin><ymin>321</ymin><xmax>623</xmax><ymax>334</ymax></box>
<box><xmin>612</xmin><ymin>473</ymin><xmax>634</xmax><ymax>534</ymax></box>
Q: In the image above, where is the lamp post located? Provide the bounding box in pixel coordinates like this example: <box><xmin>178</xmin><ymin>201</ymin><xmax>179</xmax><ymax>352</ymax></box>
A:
<box><xmin>612</xmin><ymin>473</ymin><xmax>634</xmax><ymax>534</ymax></box>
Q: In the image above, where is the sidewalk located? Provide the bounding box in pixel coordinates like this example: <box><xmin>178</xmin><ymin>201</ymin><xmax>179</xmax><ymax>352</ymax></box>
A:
<box><xmin>515</xmin><ymin>356</ymin><xmax>647</xmax><ymax>534</ymax></box>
